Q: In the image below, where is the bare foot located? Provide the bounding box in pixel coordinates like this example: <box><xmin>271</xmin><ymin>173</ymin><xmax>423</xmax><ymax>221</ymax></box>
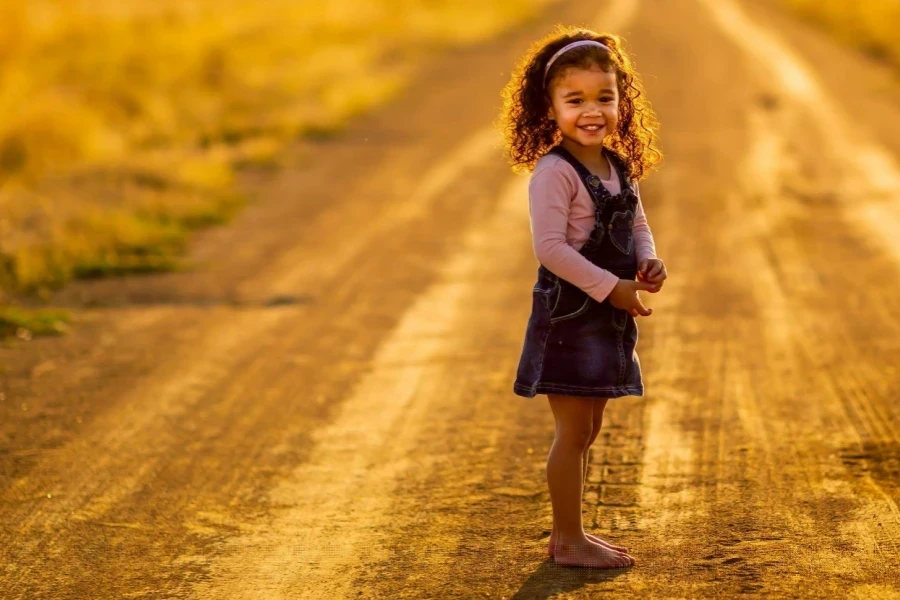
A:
<box><xmin>548</xmin><ymin>528</ymin><xmax>628</xmax><ymax>556</ymax></box>
<box><xmin>551</xmin><ymin>537</ymin><xmax>635</xmax><ymax>569</ymax></box>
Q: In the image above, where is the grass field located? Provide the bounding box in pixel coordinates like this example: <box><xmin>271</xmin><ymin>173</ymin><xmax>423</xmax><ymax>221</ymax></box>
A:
<box><xmin>780</xmin><ymin>0</ymin><xmax>900</xmax><ymax>65</ymax></box>
<box><xmin>0</xmin><ymin>0</ymin><xmax>554</xmax><ymax>311</ymax></box>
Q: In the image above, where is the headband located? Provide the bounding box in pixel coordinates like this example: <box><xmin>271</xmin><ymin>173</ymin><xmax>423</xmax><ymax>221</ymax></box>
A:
<box><xmin>543</xmin><ymin>40</ymin><xmax>612</xmax><ymax>84</ymax></box>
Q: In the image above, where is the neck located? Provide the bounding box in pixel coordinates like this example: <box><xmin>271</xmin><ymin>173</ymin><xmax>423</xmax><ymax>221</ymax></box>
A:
<box><xmin>560</xmin><ymin>139</ymin><xmax>610</xmax><ymax>177</ymax></box>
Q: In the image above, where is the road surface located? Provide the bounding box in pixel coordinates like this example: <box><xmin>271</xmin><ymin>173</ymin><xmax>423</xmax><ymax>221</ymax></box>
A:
<box><xmin>2</xmin><ymin>0</ymin><xmax>900</xmax><ymax>597</ymax></box>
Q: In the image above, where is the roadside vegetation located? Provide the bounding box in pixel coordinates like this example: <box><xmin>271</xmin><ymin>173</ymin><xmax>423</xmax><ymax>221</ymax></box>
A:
<box><xmin>0</xmin><ymin>306</ymin><xmax>69</xmax><ymax>341</ymax></box>
<box><xmin>0</xmin><ymin>0</ymin><xmax>554</xmax><ymax>338</ymax></box>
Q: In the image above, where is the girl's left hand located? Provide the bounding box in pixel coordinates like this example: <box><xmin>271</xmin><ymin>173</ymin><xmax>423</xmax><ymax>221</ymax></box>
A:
<box><xmin>637</xmin><ymin>258</ymin><xmax>667</xmax><ymax>286</ymax></box>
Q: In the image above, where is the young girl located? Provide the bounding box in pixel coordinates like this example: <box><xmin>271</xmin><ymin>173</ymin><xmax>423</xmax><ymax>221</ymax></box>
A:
<box><xmin>499</xmin><ymin>27</ymin><xmax>667</xmax><ymax>569</ymax></box>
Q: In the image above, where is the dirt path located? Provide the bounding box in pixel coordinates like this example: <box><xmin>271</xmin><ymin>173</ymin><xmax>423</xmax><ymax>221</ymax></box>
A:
<box><xmin>2</xmin><ymin>0</ymin><xmax>900</xmax><ymax>598</ymax></box>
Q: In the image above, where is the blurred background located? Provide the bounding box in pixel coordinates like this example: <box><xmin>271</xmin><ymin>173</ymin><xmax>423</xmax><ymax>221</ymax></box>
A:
<box><xmin>2</xmin><ymin>0</ymin><xmax>898</xmax><ymax>335</ymax></box>
<box><xmin>0</xmin><ymin>0</ymin><xmax>557</xmax><ymax>335</ymax></box>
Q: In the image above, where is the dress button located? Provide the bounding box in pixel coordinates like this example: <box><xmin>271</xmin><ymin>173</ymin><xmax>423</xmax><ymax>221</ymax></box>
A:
<box><xmin>628</xmin><ymin>220</ymin><xmax>633</xmax><ymax>226</ymax></box>
<box><xmin>608</xmin><ymin>224</ymin><xmax>613</xmax><ymax>230</ymax></box>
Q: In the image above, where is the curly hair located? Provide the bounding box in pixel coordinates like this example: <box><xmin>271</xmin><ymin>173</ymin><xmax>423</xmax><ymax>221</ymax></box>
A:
<box><xmin>496</xmin><ymin>26</ymin><xmax>663</xmax><ymax>181</ymax></box>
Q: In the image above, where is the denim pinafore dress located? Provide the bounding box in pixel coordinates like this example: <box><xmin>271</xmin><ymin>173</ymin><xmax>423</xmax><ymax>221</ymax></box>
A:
<box><xmin>513</xmin><ymin>145</ymin><xmax>644</xmax><ymax>399</ymax></box>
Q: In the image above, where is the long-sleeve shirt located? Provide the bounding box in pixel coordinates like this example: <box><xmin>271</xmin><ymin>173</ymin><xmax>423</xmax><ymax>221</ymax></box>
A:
<box><xmin>528</xmin><ymin>152</ymin><xmax>658</xmax><ymax>303</ymax></box>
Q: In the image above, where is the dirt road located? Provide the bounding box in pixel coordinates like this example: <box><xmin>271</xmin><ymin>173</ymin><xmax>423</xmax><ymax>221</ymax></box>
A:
<box><xmin>2</xmin><ymin>0</ymin><xmax>900</xmax><ymax>597</ymax></box>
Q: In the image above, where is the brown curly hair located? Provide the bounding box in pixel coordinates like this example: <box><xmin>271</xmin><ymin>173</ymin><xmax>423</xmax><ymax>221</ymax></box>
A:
<box><xmin>496</xmin><ymin>26</ymin><xmax>663</xmax><ymax>181</ymax></box>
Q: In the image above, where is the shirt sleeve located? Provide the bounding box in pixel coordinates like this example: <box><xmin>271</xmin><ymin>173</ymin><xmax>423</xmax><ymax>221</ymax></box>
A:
<box><xmin>632</xmin><ymin>181</ymin><xmax>658</xmax><ymax>264</ymax></box>
<box><xmin>529</xmin><ymin>164</ymin><xmax>620</xmax><ymax>303</ymax></box>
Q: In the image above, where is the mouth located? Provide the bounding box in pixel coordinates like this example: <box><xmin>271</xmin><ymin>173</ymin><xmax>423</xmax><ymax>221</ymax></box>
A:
<box><xmin>579</xmin><ymin>124</ymin><xmax>604</xmax><ymax>133</ymax></box>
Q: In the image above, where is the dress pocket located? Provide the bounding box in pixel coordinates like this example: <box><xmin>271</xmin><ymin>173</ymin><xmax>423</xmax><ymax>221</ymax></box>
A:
<box><xmin>607</xmin><ymin>210</ymin><xmax>635</xmax><ymax>255</ymax></box>
<box><xmin>549</xmin><ymin>280</ymin><xmax>591</xmax><ymax>324</ymax></box>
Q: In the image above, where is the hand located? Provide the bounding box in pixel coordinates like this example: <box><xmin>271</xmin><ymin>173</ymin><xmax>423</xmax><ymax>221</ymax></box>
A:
<box><xmin>608</xmin><ymin>278</ymin><xmax>659</xmax><ymax>317</ymax></box>
<box><xmin>637</xmin><ymin>258</ymin><xmax>667</xmax><ymax>288</ymax></box>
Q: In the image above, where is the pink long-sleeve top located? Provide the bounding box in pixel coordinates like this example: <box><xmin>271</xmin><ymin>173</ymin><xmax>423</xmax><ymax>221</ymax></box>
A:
<box><xmin>529</xmin><ymin>152</ymin><xmax>658</xmax><ymax>303</ymax></box>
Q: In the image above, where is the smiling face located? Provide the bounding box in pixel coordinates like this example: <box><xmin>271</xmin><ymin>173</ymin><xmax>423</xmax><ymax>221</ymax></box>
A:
<box><xmin>547</xmin><ymin>65</ymin><xmax>619</xmax><ymax>150</ymax></box>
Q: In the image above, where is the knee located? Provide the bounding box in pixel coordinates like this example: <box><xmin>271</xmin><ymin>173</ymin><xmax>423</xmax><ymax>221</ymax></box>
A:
<box><xmin>555</xmin><ymin>426</ymin><xmax>594</xmax><ymax>452</ymax></box>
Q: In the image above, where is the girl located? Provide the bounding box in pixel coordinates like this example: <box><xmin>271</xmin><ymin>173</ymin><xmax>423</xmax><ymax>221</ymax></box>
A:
<box><xmin>498</xmin><ymin>27</ymin><xmax>667</xmax><ymax>569</ymax></box>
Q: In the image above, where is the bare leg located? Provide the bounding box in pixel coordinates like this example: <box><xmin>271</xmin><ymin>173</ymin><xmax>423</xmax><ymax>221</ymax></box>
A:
<box><xmin>549</xmin><ymin>397</ymin><xmax>629</xmax><ymax>554</ymax></box>
<box><xmin>545</xmin><ymin>395</ymin><xmax>591</xmax><ymax>543</ymax></box>
<box><xmin>545</xmin><ymin>394</ymin><xmax>634</xmax><ymax>568</ymax></box>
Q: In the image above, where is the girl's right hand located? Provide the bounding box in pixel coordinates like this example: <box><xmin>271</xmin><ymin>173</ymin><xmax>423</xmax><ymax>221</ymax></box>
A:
<box><xmin>608</xmin><ymin>279</ymin><xmax>660</xmax><ymax>317</ymax></box>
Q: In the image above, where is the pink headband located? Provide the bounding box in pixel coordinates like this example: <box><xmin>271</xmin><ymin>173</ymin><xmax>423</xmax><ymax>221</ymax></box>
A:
<box><xmin>543</xmin><ymin>40</ymin><xmax>612</xmax><ymax>84</ymax></box>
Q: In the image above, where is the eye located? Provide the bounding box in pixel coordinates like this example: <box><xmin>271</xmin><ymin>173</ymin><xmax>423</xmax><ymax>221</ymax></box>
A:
<box><xmin>567</xmin><ymin>99</ymin><xmax>582</xmax><ymax>105</ymax></box>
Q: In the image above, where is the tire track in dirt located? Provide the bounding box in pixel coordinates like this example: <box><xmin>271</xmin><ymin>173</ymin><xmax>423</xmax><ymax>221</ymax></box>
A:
<box><xmin>245</xmin><ymin>127</ymin><xmax>499</xmax><ymax>299</ymax></box>
<box><xmin>701</xmin><ymin>0</ymin><xmax>900</xmax><ymax>542</ymax></box>
<box><xmin>675</xmin><ymin>98</ymin><xmax>900</xmax><ymax>595</ymax></box>
<box><xmin>0</xmin><ymin>112</ymin><xmax>515</xmax><ymax>600</ymax></box>
<box><xmin>188</xmin><ymin>170</ymin><xmax>534</xmax><ymax>600</ymax></box>
<box><xmin>700</xmin><ymin>0</ymin><xmax>900</xmax><ymax>267</ymax></box>
<box><xmin>572</xmin><ymin>0</ymin><xmax>766</xmax><ymax>595</ymax></box>
<box><xmin>612</xmin><ymin>0</ymin><xmax>900</xmax><ymax>596</ymax></box>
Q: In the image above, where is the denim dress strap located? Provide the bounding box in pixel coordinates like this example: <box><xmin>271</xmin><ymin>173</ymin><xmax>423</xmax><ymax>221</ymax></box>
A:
<box><xmin>547</xmin><ymin>145</ymin><xmax>613</xmax><ymax>220</ymax></box>
<box><xmin>548</xmin><ymin>145</ymin><xmax>632</xmax><ymax>192</ymax></box>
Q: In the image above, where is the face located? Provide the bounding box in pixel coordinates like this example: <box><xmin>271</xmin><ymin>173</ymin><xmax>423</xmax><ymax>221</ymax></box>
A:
<box><xmin>547</xmin><ymin>65</ymin><xmax>619</xmax><ymax>148</ymax></box>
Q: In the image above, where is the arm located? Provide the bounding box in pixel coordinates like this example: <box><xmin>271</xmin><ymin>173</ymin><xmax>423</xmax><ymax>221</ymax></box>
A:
<box><xmin>632</xmin><ymin>181</ymin><xmax>658</xmax><ymax>264</ymax></box>
<box><xmin>529</xmin><ymin>165</ymin><xmax>620</xmax><ymax>303</ymax></box>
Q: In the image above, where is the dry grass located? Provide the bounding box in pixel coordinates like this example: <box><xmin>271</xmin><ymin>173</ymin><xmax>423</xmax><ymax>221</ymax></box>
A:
<box><xmin>780</xmin><ymin>0</ymin><xmax>900</xmax><ymax>65</ymax></box>
<box><xmin>0</xmin><ymin>305</ymin><xmax>70</xmax><ymax>340</ymax></box>
<box><xmin>0</xmin><ymin>0</ymin><xmax>554</xmax><ymax>303</ymax></box>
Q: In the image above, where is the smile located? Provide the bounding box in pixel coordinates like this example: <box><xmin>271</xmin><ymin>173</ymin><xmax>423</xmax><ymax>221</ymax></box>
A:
<box><xmin>579</xmin><ymin>125</ymin><xmax>604</xmax><ymax>131</ymax></box>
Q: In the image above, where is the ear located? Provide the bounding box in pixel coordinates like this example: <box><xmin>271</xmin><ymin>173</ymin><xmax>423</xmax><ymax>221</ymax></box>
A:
<box><xmin>547</xmin><ymin>104</ymin><xmax>557</xmax><ymax>122</ymax></box>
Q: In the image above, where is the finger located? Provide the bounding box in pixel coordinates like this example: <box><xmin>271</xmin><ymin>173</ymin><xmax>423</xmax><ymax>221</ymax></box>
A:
<box><xmin>648</xmin><ymin>264</ymin><xmax>663</xmax><ymax>278</ymax></box>
<box><xmin>634</xmin><ymin>297</ymin><xmax>652</xmax><ymax>316</ymax></box>
<box><xmin>634</xmin><ymin>281</ymin><xmax>657</xmax><ymax>292</ymax></box>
